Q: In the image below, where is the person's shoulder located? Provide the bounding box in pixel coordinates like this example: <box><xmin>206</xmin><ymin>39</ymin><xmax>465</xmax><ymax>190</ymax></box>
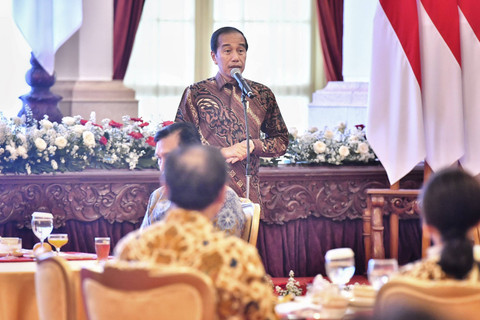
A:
<box><xmin>188</xmin><ymin>77</ymin><xmax>217</xmax><ymax>89</ymax></box>
<box><xmin>248</xmin><ymin>79</ymin><xmax>270</xmax><ymax>91</ymax></box>
<box><xmin>398</xmin><ymin>258</ymin><xmax>446</xmax><ymax>280</ymax></box>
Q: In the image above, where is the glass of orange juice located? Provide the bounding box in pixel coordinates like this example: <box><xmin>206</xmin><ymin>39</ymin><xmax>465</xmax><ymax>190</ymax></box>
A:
<box><xmin>48</xmin><ymin>234</ymin><xmax>69</xmax><ymax>255</ymax></box>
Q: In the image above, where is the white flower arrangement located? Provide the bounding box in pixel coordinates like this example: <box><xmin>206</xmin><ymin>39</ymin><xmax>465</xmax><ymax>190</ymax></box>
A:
<box><xmin>0</xmin><ymin>108</ymin><xmax>172</xmax><ymax>174</ymax></box>
<box><xmin>280</xmin><ymin>123</ymin><xmax>377</xmax><ymax>165</ymax></box>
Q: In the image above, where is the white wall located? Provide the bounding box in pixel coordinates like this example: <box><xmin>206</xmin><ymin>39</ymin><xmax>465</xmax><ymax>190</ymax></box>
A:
<box><xmin>342</xmin><ymin>0</ymin><xmax>376</xmax><ymax>82</ymax></box>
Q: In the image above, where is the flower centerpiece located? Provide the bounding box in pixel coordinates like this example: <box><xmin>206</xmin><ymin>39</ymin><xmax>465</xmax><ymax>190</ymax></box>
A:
<box><xmin>0</xmin><ymin>109</ymin><xmax>173</xmax><ymax>174</ymax></box>
<box><xmin>279</xmin><ymin>123</ymin><xmax>377</xmax><ymax>165</ymax></box>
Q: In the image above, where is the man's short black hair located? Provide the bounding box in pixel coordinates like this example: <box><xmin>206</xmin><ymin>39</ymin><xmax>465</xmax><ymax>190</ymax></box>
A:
<box><xmin>154</xmin><ymin>122</ymin><xmax>201</xmax><ymax>145</ymax></box>
<box><xmin>164</xmin><ymin>145</ymin><xmax>228</xmax><ymax>210</ymax></box>
<box><xmin>210</xmin><ymin>26</ymin><xmax>248</xmax><ymax>53</ymax></box>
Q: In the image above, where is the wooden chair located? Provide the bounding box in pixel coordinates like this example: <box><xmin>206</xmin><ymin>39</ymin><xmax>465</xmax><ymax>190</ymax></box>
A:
<box><xmin>35</xmin><ymin>253</ymin><xmax>76</xmax><ymax>320</ymax></box>
<box><xmin>375</xmin><ymin>277</ymin><xmax>480</xmax><ymax>320</ymax></box>
<box><xmin>241</xmin><ymin>201</ymin><xmax>261</xmax><ymax>246</ymax></box>
<box><xmin>80</xmin><ymin>265</ymin><xmax>216</xmax><ymax>320</ymax></box>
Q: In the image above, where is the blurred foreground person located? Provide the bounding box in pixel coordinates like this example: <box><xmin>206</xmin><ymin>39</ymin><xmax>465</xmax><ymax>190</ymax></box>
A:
<box><xmin>399</xmin><ymin>168</ymin><xmax>480</xmax><ymax>280</ymax></box>
<box><xmin>115</xmin><ymin>145</ymin><xmax>277</xmax><ymax>320</ymax></box>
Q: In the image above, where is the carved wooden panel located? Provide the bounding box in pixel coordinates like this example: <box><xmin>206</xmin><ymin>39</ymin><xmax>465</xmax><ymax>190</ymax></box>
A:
<box><xmin>259</xmin><ymin>165</ymin><xmax>423</xmax><ymax>224</ymax></box>
<box><xmin>0</xmin><ymin>170</ymin><xmax>160</xmax><ymax>229</ymax></box>
<box><xmin>0</xmin><ymin>165</ymin><xmax>424</xmax><ymax>229</ymax></box>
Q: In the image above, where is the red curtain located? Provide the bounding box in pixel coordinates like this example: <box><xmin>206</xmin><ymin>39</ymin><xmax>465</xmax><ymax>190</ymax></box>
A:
<box><xmin>113</xmin><ymin>0</ymin><xmax>146</xmax><ymax>80</ymax></box>
<box><xmin>316</xmin><ymin>0</ymin><xmax>344</xmax><ymax>82</ymax></box>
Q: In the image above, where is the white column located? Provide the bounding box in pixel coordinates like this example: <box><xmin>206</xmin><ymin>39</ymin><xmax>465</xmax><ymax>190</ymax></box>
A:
<box><xmin>52</xmin><ymin>0</ymin><xmax>138</xmax><ymax>122</ymax></box>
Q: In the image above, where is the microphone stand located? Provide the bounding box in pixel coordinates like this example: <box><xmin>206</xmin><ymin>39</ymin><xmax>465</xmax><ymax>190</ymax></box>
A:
<box><xmin>241</xmin><ymin>91</ymin><xmax>251</xmax><ymax>200</ymax></box>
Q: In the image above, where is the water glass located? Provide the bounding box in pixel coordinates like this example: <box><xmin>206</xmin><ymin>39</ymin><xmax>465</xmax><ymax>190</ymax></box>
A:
<box><xmin>95</xmin><ymin>237</ymin><xmax>111</xmax><ymax>263</ymax></box>
<box><xmin>325</xmin><ymin>248</ymin><xmax>355</xmax><ymax>290</ymax></box>
<box><xmin>0</xmin><ymin>237</ymin><xmax>22</xmax><ymax>258</ymax></box>
<box><xmin>31</xmin><ymin>212</ymin><xmax>53</xmax><ymax>246</ymax></box>
<box><xmin>367</xmin><ymin>258</ymin><xmax>398</xmax><ymax>290</ymax></box>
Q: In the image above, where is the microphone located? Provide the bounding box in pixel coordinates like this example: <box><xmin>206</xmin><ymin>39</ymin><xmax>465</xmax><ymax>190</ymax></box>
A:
<box><xmin>230</xmin><ymin>68</ymin><xmax>256</xmax><ymax>98</ymax></box>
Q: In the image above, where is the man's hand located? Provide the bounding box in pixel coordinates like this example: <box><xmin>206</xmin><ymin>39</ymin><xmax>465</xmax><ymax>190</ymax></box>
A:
<box><xmin>221</xmin><ymin>140</ymin><xmax>255</xmax><ymax>164</ymax></box>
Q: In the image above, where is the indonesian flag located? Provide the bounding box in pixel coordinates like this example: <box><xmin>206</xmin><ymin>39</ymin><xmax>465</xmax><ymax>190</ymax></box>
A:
<box><xmin>12</xmin><ymin>0</ymin><xmax>83</xmax><ymax>75</ymax></box>
<box><xmin>367</xmin><ymin>0</ymin><xmax>425</xmax><ymax>185</ymax></box>
<box><xmin>458</xmin><ymin>0</ymin><xmax>480</xmax><ymax>175</ymax></box>
<box><xmin>417</xmin><ymin>0</ymin><xmax>464</xmax><ymax>172</ymax></box>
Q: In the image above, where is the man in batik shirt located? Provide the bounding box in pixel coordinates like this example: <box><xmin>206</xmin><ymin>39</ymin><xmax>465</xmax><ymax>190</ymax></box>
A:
<box><xmin>140</xmin><ymin>122</ymin><xmax>245</xmax><ymax>237</ymax></box>
<box><xmin>175</xmin><ymin>26</ymin><xmax>288</xmax><ymax>205</ymax></box>
<box><xmin>115</xmin><ymin>145</ymin><xmax>277</xmax><ymax>320</ymax></box>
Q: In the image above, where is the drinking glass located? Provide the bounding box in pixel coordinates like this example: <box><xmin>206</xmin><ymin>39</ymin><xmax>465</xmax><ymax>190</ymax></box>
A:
<box><xmin>325</xmin><ymin>248</ymin><xmax>355</xmax><ymax>291</ymax></box>
<box><xmin>0</xmin><ymin>237</ymin><xmax>22</xmax><ymax>258</ymax></box>
<box><xmin>31</xmin><ymin>212</ymin><xmax>53</xmax><ymax>249</ymax></box>
<box><xmin>48</xmin><ymin>234</ymin><xmax>69</xmax><ymax>255</ymax></box>
<box><xmin>95</xmin><ymin>237</ymin><xmax>111</xmax><ymax>263</ymax></box>
<box><xmin>367</xmin><ymin>258</ymin><xmax>398</xmax><ymax>290</ymax></box>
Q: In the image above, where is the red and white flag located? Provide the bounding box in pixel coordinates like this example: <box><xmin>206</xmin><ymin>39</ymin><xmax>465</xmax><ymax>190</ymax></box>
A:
<box><xmin>458</xmin><ymin>0</ymin><xmax>480</xmax><ymax>175</ymax></box>
<box><xmin>417</xmin><ymin>0</ymin><xmax>464</xmax><ymax>172</ymax></box>
<box><xmin>367</xmin><ymin>0</ymin><xmax>425</xmax><ymax>185</ymax></box>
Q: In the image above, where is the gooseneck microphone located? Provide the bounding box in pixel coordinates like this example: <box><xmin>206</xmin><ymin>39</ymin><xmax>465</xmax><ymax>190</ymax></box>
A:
<box><xmin>230</xmin><ymin>68</ymin><xmax>256</xmax><ymax>98</ymax></box>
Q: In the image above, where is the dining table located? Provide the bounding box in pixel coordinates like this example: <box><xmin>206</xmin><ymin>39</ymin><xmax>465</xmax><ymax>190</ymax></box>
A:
<box><xmin>0</xmin><ymin>252</ymin><xmax>99</xmax><ymax>320</ymax></box>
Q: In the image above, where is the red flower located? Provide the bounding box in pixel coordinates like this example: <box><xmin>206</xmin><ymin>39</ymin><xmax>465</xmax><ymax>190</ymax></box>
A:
<box><xmin>162</xmin><ymin>121</ymin><xmax>174</xmax><ymax>127</ymax></box>
<box><xmin>109</xmin><ymin>120</ymin><xmax>123</xmax><ymax>128</ymax></box>
<box><xmin>146</xmin><ymin>136</ymin><xmax>156</xmax><ymax>147</ymax></box>
<box><xmin>93</xmin><ymin>123</ymin><xmax>103</xmax><ymax>129</ymax></box>
<box><xmin>99</xmin><ymin>136</ymin><xmax>108</xmax><ymax>145</ymax></box>
<box><xmin>139</xmin><ymin>122</ymin><xmax>149</xmax><ymax>128</ymax></box>
<box><xmin>130</xmin><ymin>117</ymin><xmax>143</xmax><ymax>122</ymax></box>
<box><xmin>128</xmin><ymin>132</ymin><xmax>144</xmax><ymax>139</ymax></box>
<box><xmin>80</xmin><ymin>119</ymin><xmax>88</xmax><ymax>125</ymax></box>
<box><xmin>355</xmin><ymin>124</ymin><xmax>365</xmax><ymax>131</ymax></box>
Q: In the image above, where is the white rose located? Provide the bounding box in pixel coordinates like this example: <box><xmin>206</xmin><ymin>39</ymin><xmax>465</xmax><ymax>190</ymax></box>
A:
<box><xmin>40</xmin><ymin>119</ymin><xmax>53</xmax><ymax>130</ymax></box>
<box><xmin>55</xmin><ymin>136</ymin><xmax>68</xmax><ymax>149</ymax></box>
<box><xmin>51</xmin><ymin>160</ymin><xmax>58</xmax><ymax>170</ymax></box>
<box><xmin>17</xmin><ymin>146</ymin><xmax>27</xmax><ymax>159</ymax></box>
<box><xmin>308</xmin><ymin>127</ymin><xmax>318</xmax><ymax>133</ymax></box>
<box><xmin>35</xmin><ymin>138</ymin><xmax>47</xmax><ymax>151</ymax></box>
<box><xmin>73</xmin><ymin>125</ymin><xmax>86</xmax><ymax>134</ymax></box>
<box><xmin>348</xmin><ymin>135</ymin><xmax>359</xmax><ymax>143</ymax></box>
<box><xmin>357</xmin><ymin>142</ymin><xmax>369</xmax><ymax>154</ymax></box>
<box><xmin>82</xmin><ymin>131</ymin><xmax>96</xmax><ymax>148</ymax></box>
<box><xmin>17</xmin><ymin>133</ymin><xmax>27</xmax><ymax>144</ymax></box>
<box><xmin>339</xmin><ymin>145</ymin><xmax>350</xmax><ymax>157</ymax></box>
<box><xmin>324</xmin><ymin>130</ymin><xmax>334</xmax><ymax>140</ymax></box>
<box><xmin>62</xmin><ymin>117</ymin><xmax>75</xmax><ymax>126</ymax></box>
<box><xmin>313</xmin><ymin>141</ymin><xmax>327</xmax><ymax>154</ymax></box>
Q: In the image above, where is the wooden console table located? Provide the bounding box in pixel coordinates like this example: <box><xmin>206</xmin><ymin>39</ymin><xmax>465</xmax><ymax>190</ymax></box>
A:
<box><xmin>0</xmin><ymin>165</ymin><xmax>424</xmax><ymax>276</ymax></box>
<box><xmin>363</xmin><ymin>189</ymin><xmax>420</xmax><ymax>267</ymax></box>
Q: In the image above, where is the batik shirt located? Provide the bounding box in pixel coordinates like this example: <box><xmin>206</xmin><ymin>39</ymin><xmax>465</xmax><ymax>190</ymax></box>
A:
<box><xmin>175</xmin><ymin>72</ymin><xmax>289</xmax><ymax>205</ymax></box>
<box><xmin>140</xmin><ymin>186</ymin><xmax>246</xmax><ymax>237</ymax></box>
<box><xmin>398</xmin><ymin>245</ymin><xmax>480</xmax><ymax>281</ymax></box>
<box><xmin>115</xmin><ymin>208</ymin><xmax>278</xmax><ymax>320</ymax></box>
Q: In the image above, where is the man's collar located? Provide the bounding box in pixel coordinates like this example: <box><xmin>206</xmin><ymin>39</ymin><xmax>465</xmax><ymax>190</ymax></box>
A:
<box><xmin>215</xmin><ymin>72</ymin><xmax>236</xmax><ymax>90</ymax></box>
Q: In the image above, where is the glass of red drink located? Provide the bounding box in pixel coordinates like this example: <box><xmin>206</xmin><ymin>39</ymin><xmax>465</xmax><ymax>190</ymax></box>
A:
<box><xmin>94</xmin><ymin>237</ymin><xmax>110</xmax><ymax>263</ymax></box>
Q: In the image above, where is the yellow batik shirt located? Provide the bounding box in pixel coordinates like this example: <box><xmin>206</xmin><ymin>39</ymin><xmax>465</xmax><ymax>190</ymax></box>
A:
<box><xmin>115</xmin><ymin>208</ymin><xmax>277</xmax><ymax>320</ymax></box>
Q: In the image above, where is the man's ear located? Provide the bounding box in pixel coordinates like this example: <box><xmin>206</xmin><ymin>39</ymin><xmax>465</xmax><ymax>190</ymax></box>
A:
<box><xmin>211</xmin><ymin>51</ymin><xmax>218</xmax><ymax>65</ymax></box>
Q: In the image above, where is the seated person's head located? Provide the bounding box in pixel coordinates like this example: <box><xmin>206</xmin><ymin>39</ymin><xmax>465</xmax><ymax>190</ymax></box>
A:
<box><xmin>419</xmin><ymin>168</ymin><xmax>480</xmax><ymax>279</ymax></box>
<box><xmin>154</xmin><ymin>122</ymin><xmax>201</xmax><ymax>172</ymax></box>
<box><xmin>164</xmin><ymin>145</ymin><xmax>228</xmax><ymax>215</ymax></box>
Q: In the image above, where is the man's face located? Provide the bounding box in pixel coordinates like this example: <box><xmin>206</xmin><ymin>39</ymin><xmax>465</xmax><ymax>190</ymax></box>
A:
<box><xmin>155</xmin><ymin>133</ymin><xmax>180</xmax><ymax>173</ymax></box>
<box><xmin>211</xmin><ymin>32</ymin><xmax>247</xmax><ymax>81</ymax></box>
